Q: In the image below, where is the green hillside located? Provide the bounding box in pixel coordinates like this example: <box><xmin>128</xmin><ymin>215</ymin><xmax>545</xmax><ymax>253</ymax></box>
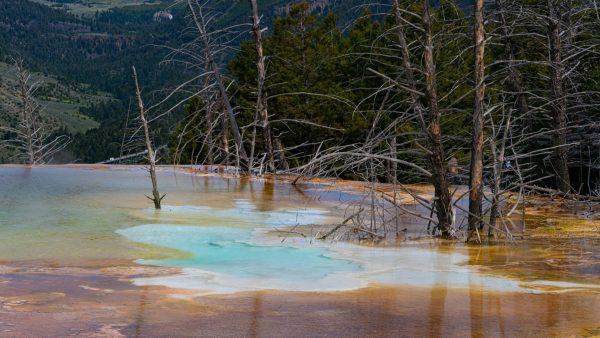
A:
<box><xmin>0</xmin><ymin>61</ymin><xmax>109</xmax><ymax>134</ymax></box>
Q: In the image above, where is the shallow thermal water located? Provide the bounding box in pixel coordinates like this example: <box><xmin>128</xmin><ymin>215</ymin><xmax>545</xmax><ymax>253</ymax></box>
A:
<box><xmin>1</xmin><ymin>166</ymin><xmax>599</xmax><ymax>337</ymax></box>
<box><xmin>1</xmin><ymin>165</ymin><xmax>598</xmax><ymax>294</ymax></box>
<box><xmin>118</xmin><ymin>216</ymin><xmax>533</xmax><ymax>295</ymax></box>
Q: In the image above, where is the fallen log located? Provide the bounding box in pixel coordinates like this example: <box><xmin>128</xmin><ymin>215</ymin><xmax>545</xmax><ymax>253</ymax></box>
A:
<box><xmin>518</xmin><ymin>184</ymin><xmax>600</xmax><ymax>202</ymax></box>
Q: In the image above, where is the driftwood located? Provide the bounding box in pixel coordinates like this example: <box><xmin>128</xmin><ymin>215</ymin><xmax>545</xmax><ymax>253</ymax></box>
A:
<box><xmin>519</xmin><ymin>184</ymin><xmax>600</xmax><ymax>202</ymax></box>
<box><xmin>318</xmin><ymin>209</ymin><xmax>364</xmax><ymax>240</ymax></box>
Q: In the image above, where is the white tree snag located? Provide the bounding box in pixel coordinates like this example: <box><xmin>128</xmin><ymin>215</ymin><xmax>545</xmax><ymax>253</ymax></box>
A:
<box><xmin>221</xmin><ymin>105</ymin><xmax>231</xmax><ymax>166</ymax></box>
<box><xmin>547</xmin><ymin>0</ymin><xmax>571</xmax><ymax>192</ymax></box>
<box><xmin>202</xmin><ymin>63</ymin><xmax>215</xmax><ymax>166</ymax></box>
<box><xmin>468</xmin><ymin>0</ymin><xmax>486</xmax><ymax>232</ymax></box>
<box><xmin>16</xmin><ymin>62</ymin><xmax>36</xmax><ymax>166</ymax></box>
<box><xmin>1</xmin><ymin>59</ymin><xmax>70</xmax><ymax>165</ymax></box>
<box><xmin>249</xmin><ymin>0</ymin><xmax>275</xmax><ymax>172</ymax></box>
<box><xmin>132</xmin><ymin>66</ymin><xmax>164</xmax><ymax>210</ymax></box>
<box><xmin>187</xmin><ymin>0</ymin><xmax>250</xmax><ymax>172</ymax></box>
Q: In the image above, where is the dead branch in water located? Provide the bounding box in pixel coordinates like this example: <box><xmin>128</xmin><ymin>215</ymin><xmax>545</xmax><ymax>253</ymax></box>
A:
<box><xmin>133</xmin><ymin>66</ymin><xmax>165</xmax><ymax>210</ymax></box>
<box><xmin>318</xmin><ymin>208</ymin><xmax>364</xmax><ymax>240</ymax></box>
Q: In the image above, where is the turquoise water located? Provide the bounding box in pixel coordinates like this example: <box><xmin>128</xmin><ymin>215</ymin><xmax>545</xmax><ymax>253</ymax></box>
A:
<box><xmin>116</xmin><ymin>200</ymin><xmax>367</xmax><ymax>293</ymax></box>
<box><xmin>118</xmin><ymin>204</ymin><xmax>600</xmax><ymax>295</ymax></box>
<box><xmin>118</xmin><ymin>224</ymin><xmax>359</xmax><ymax>282</ymax></box>
<box><xmin>115</xmin><ymin>204</ymin><xmax>530</xmax><ymax>294</ymax></box>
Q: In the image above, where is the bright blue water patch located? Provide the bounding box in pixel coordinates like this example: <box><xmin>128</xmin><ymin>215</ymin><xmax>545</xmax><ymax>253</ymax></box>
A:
<box><xmin>117</xmin><ymin>224</ymin><xmax>360</xmax><ymax>284</ymax></box>
<box><xmin>118</xmin><ymin>223</ymin><xmax>599</xmax><ymax>295</ymax></box>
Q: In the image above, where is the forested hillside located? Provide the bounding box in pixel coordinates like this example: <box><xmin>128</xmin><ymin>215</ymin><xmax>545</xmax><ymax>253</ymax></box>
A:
<box><xmin>0</xmin><ymin>1</ymin><xmax>195</xmax><ymax>161</ymax></box>
<box><xmin>0</xmin><ymin>0</ymin><xmax>406</xmax><ymax>162</ymax></box>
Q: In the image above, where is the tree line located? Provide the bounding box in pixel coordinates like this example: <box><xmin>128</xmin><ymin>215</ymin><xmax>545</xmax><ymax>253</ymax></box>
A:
<box><xmin>158</xmin><ymin>0</ymin><xmax>600</xmax><ymax>239</ymax></box>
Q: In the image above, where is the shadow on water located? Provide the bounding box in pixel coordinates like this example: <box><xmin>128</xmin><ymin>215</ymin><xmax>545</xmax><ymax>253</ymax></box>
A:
<box><xmin>428</xmin><ymin>243</ymin><xmax>450</xmax><ymax>338</ymax></box>
<box><xmin>134</xmin><ymin>285</ymin><xmax>149</xmax><ymax>338</ymax></box>
<box><xmin>247</xmin><ymin>292</ymin><xmax>263</xmax><ymax>338</ymax></box>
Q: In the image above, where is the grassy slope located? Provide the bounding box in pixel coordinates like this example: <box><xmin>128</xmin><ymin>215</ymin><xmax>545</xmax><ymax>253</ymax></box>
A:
<box><xmin>30</xmin><ymin>0</ymin><xmax>173</xmax><ymax>16</ymax></box>
<box><xmin>0</xmin><ymin>62</ymin><xmax>110</xmax><ymax>134</ymax></box>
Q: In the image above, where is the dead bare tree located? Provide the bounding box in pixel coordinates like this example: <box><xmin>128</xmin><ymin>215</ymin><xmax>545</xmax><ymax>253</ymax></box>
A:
<box><xmin>0</xmin><ymin>59</ymin><xmax>69</xmax><ymax>165</ymax></box>
<box><xmin>186</xmin><ymin>0</ymin><xmax>250</xmax><ymax>172</ymax></box>
<box><xmin>249</xmin><ymin>0</ymin><xmax>275</xmax><ymax>173</ymax></box>
<box><xmin>385</xmin><ymin>0</ymin><xmax>456</xmax><ymax>237</ymax></box>
<box><xmin>468</xmin><ymin>0</ymin><xmax>486</xmax><ymax>232</ymax></box>
<box><xmin>153</xmin><ymin>0</ymin><xmax>253</xmax><ymax>172</ymax></box>
<box><xmin>420</xmin><ymin>0</ymin><xmax>455</xmax><ymax>238</ymax></box>
<box><xmin>547</xmin><ymin>0</ymin><xmax>571</xmax><ymax>192</ymax></box>
<box><xmin>133</xmin><ymin>66</ymin><xmax>165</xmax><ymax>210</ymax></box>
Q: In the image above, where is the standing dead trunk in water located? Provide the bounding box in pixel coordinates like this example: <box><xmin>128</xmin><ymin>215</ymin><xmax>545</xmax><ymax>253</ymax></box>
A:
<box><xmin>389</xmin><ymin>0</ymin><xmax>453</xmax><ymax>237</ymax></box>
<box><xmin>468</xmin><ymin>0</ymin><xmax>486</xmax><ymax>233</ymax></box>
<box><xmin>547</xmin><ymin>0</ymin><xmax>571</xmax><ymax>193</ymax></box>
<box><xmin>488</xmin><ymin>104</ymin><xmax>514</xmax><ymax>236</ymax></box>
<box><xmin>249</xmin><ymin>0</ymin><xmax>275</xmax><ymax>173</ymax></box>
<box><xmin>421</xmin><ymin>0</ymin><xmax>454</xmax><ymax>238</ymax></box>
<box><xmin>132</xmin><ymin>66</ymin><xmax>164</xmax><ymax>210</ymax></box>
<box><xmin>187</xmin><ymin>0</ymin><xmax>250</xmax><ymax>172</ymax></box>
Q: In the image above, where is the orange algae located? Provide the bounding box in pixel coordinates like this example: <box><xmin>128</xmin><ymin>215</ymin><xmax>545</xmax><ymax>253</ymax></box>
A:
<box><xmin>1</xmin><ymin>263</ymin><xmax>599</xmax><ymax>337</ymax></box>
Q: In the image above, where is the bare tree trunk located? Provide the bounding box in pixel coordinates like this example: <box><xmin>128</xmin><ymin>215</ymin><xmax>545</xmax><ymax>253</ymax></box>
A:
<box><xmin>421</xmin><ymin>0</ymin><xmax>454</xmax><ymax>238</ymax></box>
<box><xmin>132</xmin><ymin>66</ymin><xmax>163</xmax><ymax>210</ymax></box>
<box><xmin>495</xmin><ymin>0</ymin><xmax>530</xmax><ymax>124</ymax></box>
<box><xmin>187</xmin><ymin>0</ymin><xmax>250</xmax><ymax>172</ymax></box>
<box><xmin>4</xmin><ymin>59</ymin><xmax>70</xmax><ymax>165</ymax></box>
<box><xmin>389</xmin><ymin>136</ymin><xmax>397</xmax><ymax>184</ymax></box>
<box><xmin>547</xmin><ymin>0</ymin><xmax>571</xmax><ymax>192</ymax></box>
<box><xmin>203</xmin><ymin>64</ymin><xmax>215</xmax><ymax>166</ymax></box>
<box><xmin>206</xmin><ymin>105</ymin><xmax>215</xmax><ymax>165</ymax></box>
<box><xmin>274</xmin><ymin>137</ymin><xmax>289</xmax><ymax>170</ymax></box>
<box><xmin>392</xmin><ymin>0</ymin><xmax>427</xmax><ymax>132</ymax></box>
<box><xmin>250</xmin><ymin>108</ymin><xmax>258</xmax><ymax>171</ymax></box>
<box><xmin>16</xmin><ymin>65</ymin><xmax>35</xmax><ymax>166</ymax></box>
<box><xmin>488</xmin><ymin>107</ymin><xmax>513</xmax><ymax>236</ymax></box>
<box><xmin>488</xmin><ymin>137</ymin><xmax>500</xmax><ymax>235</ymax></box>
<box><xmin>221</xmin><ymin>108</ymin><xmax>231</xmax><ymax>166</ymax></box>
<box><xmin>392</xmin><ymin>0</ymin><xmax>453</xmax><ymax>237</ymax></box>
<box><xmin>468</xmin><ymin>0</ymin><xmax>486</xmax><ymax>232</ymax></box>
<box><xmin>249</xmin><ymin>0</ymin><xmax>275</xmax><ymax>172</ymax></box>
